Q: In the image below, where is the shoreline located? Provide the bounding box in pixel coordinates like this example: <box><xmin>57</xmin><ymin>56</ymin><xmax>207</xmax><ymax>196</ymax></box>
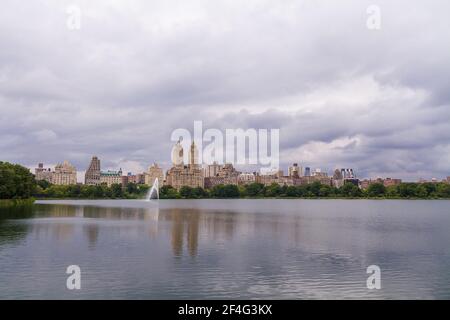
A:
<box><xmin>34</xmin><ymin>197</ymin><xmax>450</xmax><ymax>201</ymax></box>
<box><xmin>0</xmin><ymin>199</ymin><xmax>35</xmax><ymax>207</ymax></box>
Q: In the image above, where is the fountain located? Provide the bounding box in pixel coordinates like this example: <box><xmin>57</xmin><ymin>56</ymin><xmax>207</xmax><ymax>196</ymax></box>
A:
<box><xmin>146</xmin><ymin>178</ymin><xmax>159</xmax><ymax>201</ymax></box>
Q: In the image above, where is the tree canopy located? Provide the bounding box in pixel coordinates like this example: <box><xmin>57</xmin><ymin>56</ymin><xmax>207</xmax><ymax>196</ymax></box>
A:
<box><xmin>0</xmin><ymin>162</ymin><xmax>36</xmax><ymax>199</ymax></box>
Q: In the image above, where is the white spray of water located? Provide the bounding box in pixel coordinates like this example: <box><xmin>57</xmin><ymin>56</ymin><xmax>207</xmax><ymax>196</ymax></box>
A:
<box><xmin>146</xmin><ymin>178</ymin><xmax>159</xmax><ymax>201</ymax></box>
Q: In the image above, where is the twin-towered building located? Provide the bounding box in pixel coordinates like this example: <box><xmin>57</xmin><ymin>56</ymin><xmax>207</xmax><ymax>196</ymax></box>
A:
<box><xmin>165</xmin><ymin>141</ymin><xmax>204</xmax><ymax>190</ymax></box>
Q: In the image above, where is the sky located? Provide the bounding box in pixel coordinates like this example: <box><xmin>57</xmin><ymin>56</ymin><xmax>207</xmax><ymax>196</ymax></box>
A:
<box><xmin>0</xmin><ymin>0</ymin><xmax>449</xmax><ymax>182</ymax></box>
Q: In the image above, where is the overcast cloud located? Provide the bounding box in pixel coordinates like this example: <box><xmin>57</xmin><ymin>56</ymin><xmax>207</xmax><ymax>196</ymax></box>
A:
<box><xmin>1</xmin><ymin>0</ymin><xmax>449</xmax><ymax>181</ymax></box>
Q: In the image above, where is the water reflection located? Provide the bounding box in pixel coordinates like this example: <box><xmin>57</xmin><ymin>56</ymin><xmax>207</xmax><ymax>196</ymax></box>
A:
<box><xmin>1</xmin><ymin>200</ymin><xmax>450</xmax><ymax>299</ymax></box>
<box><xmin>0</xmin><ymin>205</ymin><xmax>33</xmax><ymax>246</ymax></box>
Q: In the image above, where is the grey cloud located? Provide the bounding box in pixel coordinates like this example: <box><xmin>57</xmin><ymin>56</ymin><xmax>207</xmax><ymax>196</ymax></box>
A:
<box><xmin>0</xmin><ymin>0</ymin><xmax>450</xmax><ymax>181</ymax></box>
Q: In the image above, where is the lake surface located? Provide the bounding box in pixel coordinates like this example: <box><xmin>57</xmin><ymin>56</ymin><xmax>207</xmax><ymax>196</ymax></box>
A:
<box><xmin>0</xmin><ymin>199</ymin><xmax>450</xmax><ymax>299</ymax></box>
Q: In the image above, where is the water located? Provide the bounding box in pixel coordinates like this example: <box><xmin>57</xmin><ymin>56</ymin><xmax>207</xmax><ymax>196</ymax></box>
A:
<box><xmin>0</xmin><ymin>199</ymin><xmax>450</xmax><ymax>299</ymax></box>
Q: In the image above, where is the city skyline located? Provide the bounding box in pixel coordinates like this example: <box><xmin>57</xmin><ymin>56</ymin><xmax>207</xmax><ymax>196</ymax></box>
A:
<box><xmin>28</xmin><ymin>153</ymin><xmax>449</xmax><ymax>184</ymax></box>
<box><xmin>1</xmin><ymin>1</ymin><xmax>450</xmax><ymax>181</ymax></box>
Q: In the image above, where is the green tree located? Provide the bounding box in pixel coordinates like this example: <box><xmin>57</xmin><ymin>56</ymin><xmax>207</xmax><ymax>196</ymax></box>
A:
<box><xmin>111</xmin><ymin>184</ymin><xmax>123</xmax><ymax>198</ymax></box>
<box><xmin>37</xmin><ymin>179</ymin><xmax>51</xmax><ymax>190</ymax></box>
<box><xmin>211</xmin><ymin>184</ymin><xmax>240</xmax><ymax>198</ymax></box>
<box><xmin>339</xmin><ymin>182</ymin><xmax>362</xmax><ymax>198</ymax></box>
<box><xmin>436</xmin><ymin>183</ymin><xmax>450</xmax><ymax>198</ymax></box>
<box><xmin>179</xmin><ymin>186</ymin><xmax>193</xmax><ymax>198</ymax></box>
<box><xmin>397</xmin><ymin>183</ymin><xmax>417</xmax><ymax>198</ymax></box>
<box><xmin>191</xmin><ymin>187</ymin><xmax>207</xmax><ymax>198</ymax></box>
<box><xmin>367</xmin><ymin>183</ymin><xmax>386</xmax><ymax>197</ymax></box>
<box><xmin>245</xmin><ymin>183</ymin><xmax>265</xmax><ymax>197</ymax></box>
<box><xmin>160</xmin><ymin>185</ymin><xmax>179</xmax><ymax>199</ymax></box>
<box><xmin>415</xmin><ymin>185</ymin><xmax>428</xmax><ymax>198</ymax></box>
<box><xmin>385</xmin><ymin>185</ymin><xmax>399</xmax><ymax>198</ymax></box>
<box><xmin>319</xmin><ymin>185</ymin><xmax>332</xmax><ymax>197</ymax></box>
<box><xmin>307</xmin><ymin>182</ymin><xmax>322</xmax><ymax>197</ymax></box>
<box><xmin>285</xmin><ymin>186</ymin><xmax>298</xmax><ymax>197</ymax></box>
<box><xmin>0</xmin><ymin>162</ymin><xmax>36</xmax><ymax>199</ymax></box>
<box><xmin>126</xmin><ymin>183</ymin><xmax>138</xmax><ymax>194</ymax></box>
<box><xmin>265</xmin><ymin>183</ymin><xmax>281</xmax><ymax>197</ymax></box>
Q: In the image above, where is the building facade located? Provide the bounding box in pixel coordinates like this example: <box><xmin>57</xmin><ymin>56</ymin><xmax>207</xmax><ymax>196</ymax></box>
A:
<box><xmin>52</xmin><ymin>161</ymin><xmax>77</xmax><ymax>185</ymax></box>
<box><xmin>35</xmin><ymin>163</ymin><xmax>53</xmax><ymax>182</ymax></box>
<box><xmin>35</xmin><ymin>161</ymin><xmax>77</xmax><ymax>185</ymax></box>
<box><xmin>166</xmin><ymin>141</ymin><xmax>204</xmax><ymax>190</ymax></box>
<box><xmin>85</xmin><ymin>156</ymin><xmax>101</xmax><ymax>185</ymax></box>
<box><xmin>100</xmin><ymin>169</ymin><xmax>123</xmax><ymax>187</ymax></box>
<box><xmin>360</xmin><ymin>178</ymin><xmax>402</xmax><ymax>189</ymax></box>
<box><xmin>204</xmin><ymin>162</ymin><xmax>222</xmax><ymax>178</ymax></box>
<box><xmin>145</xmin><ymin>163</ymin><xmax>164</xmax><ymax>186</ymax></box>
<box><xmin>238</xmin><ymin>173</ymin><xmax>257</xmax><ymax>185</ymax></box>
<box><xmin>288</xmin><ymin>163</ymin><xmax>302</xmax><ymax>178</ymax></box>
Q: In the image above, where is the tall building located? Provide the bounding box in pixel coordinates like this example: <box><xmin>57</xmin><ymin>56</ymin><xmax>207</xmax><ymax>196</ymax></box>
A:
<box><xmin>333</xmin><ymin>169</ymin><xmax>344</xmax><ymax>188</ymax></box>
<box><xmin>304</xmin><ymin>167</ymin><xmax>311</xmax><ymax>177</ymax></box>
<box><xmin>145</xmin><ymin>163</ymin><xmax>164</xmax><ymax>186</ymax></box>
<box><xmin>166</xmin><ymin>141</ymin><xmax>204</xmax><ymax>190</ymax></box>
<box><xmin>172</xmin><ymin>140</ymin><xmax>184</xmax><ymax>166</ymax></box>
<box><xmin>334</xmin><ymin>168</ymin><xmax>358</xmax><ymax>187</ymax></box>
<box><xmin>313</xmin><ymin>168</ymin><xmax>328</xmax><ymax>177</ymax></box>
<box><xmin>35</xmin><ymin>163</ymin><xmax>53</xmax><ymax>182</ymax></box>
<box><xmin>189</xmin><ymin>141</ymin><xmax>200</xmax><ymax>167</ymax></box>
<box><xmin>288</xmin><ymin>163</ymin><xmax>300</xmax><ymax>178</ymax></box>
<box><xmin>85</xmin><ymin>156</ymin><xmax>101</xmax><ymax>185</ymax></box>
<box><xmin>341</xmin><ymin>168</ymin><xmax>355</xmax><ymax>179</ymax></box>
<box><xmin>52</xmin><ymin>161</ymin><xmax>77</xmax><ymax>185</ymax></box>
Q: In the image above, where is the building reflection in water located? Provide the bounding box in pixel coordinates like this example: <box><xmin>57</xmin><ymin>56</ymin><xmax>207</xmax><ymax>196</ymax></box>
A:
<box><xmin>161</xmin><ymin>209</ymin><xmax>201</xmax><ymax>257</ymax></box>
<box><xmin>4</xmin><ymin>203</ymin><xmax>311</xmax><ymax>259</ymax></box>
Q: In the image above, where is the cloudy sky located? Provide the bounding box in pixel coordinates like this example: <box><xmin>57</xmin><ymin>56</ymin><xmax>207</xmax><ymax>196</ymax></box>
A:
<box><xmin>1</xmin><ymin>0</ymin><xmax>449</xmax><ymax>181</ymax></box>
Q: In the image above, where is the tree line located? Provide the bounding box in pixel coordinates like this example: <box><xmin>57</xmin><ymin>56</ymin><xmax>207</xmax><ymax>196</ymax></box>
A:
<box><xmin>2</xmin><ymin>161</ymin><xmax>450</xmax><ymax>200</ymax></box>
<box><xmin>35</xmin><ymin>180</ymin><xmax>149</xmax><ymax>199</ymax></box>
<box><xmin>161</xmin><ymin>181</ymin><xmax>450</xmax><ymax>199</ymax></box>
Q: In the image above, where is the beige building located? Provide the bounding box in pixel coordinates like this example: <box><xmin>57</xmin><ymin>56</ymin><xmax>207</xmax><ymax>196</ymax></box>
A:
<box><xmin>166</xmin><ymin>141</ymin><xmax>204</xmax><ymax>190</ymax></box>
<box><xmin>100</xmin><ymin>169</ymin><xmax>123</xmax><ymax>187</ymax></box>
<box><xmin>35</xmin><ymin>161</ymin><xmax>77</xmax><ymax>185</ymax></box>
<box><xmin>35</xmin><ymin>163</ymin><xmax>53</xmax><ymax>182</ymax></box>
<box><xmin>145</xmin><ymin>163</ymin><xmax>164</xmax><ymax>186</ymax></box>
<box><xmin>288</xmin><ymin>163</ymin><xmax>302</xmax><ymax>178</ymax></box>
<box><xmin>204</xmin><ymin>162</ymin><xmax>221</xmax><ymax>178</ymax></box>
<box><xmin>52</xmin><ymin>161</ymin><xmax>77</xmax><ymax>185</ymax></box>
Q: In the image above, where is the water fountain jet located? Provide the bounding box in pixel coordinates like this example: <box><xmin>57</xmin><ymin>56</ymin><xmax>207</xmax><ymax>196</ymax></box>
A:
<box><xmin>146</xmin><ymin>178</ymin><xmax>159</xmax><ymax>201</ymax></box>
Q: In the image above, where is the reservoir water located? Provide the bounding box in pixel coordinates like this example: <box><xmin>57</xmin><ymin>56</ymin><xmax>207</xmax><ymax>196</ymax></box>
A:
<box><xmin>0</xmin><ymin>199</ymin><xmax>449</xmax><ymax>299</ymax></box>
